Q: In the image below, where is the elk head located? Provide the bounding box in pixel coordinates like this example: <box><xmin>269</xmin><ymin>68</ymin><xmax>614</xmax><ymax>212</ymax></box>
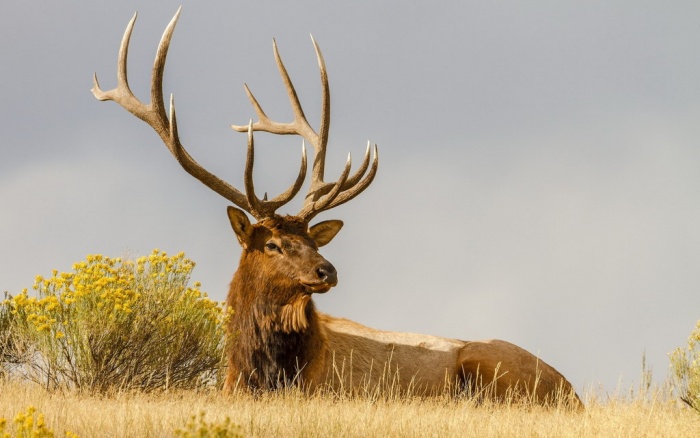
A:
<box><xmin>227</xmin><ymin>207</ymin><xmax>342</xmax><ymax>295</ymax></box>
<box><xmin>91</xmin><ymin>8</ymin><xmax>378</xmax><ymax>298</ymax></box>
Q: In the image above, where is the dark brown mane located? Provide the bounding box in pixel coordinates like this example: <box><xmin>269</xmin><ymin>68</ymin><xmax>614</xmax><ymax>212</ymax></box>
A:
<box><xmin>226</xmin><ymin>292</ymin><xmax>321</xmax><ymax>390</ymax></box>
<box><xmin>225</xmin><ymin>215</ymin><xmax>325</xmax><ymax>390</ymax></box>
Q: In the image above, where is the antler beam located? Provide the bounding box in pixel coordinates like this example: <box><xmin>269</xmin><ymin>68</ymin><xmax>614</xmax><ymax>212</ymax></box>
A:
<box><xmin>91</xmin><ymin>7</ymin><xmax>307</xmax><ymax>220</ymax></box>
<box><xmin>231</xmin><ymin>37</ymin><xmax>378</xmax><ymax>221</ymax></box>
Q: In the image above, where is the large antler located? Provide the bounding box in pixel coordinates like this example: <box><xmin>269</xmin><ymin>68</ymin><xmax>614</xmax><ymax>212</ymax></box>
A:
<box><xmin>231</xmin><ymin>37</ymin><xmax>378</xmax><ymax>221</ymax></box>
<box><xmin>91</xmin><ymin>7</ymin><xmax>307</xmax><ymax>220</ymax></box>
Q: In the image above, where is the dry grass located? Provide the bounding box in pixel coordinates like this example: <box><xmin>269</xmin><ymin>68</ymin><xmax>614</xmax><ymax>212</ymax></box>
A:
<box><xmin>0</xmin><ymin>380</ymin><xmax>698</xmax><ymax>437</ymax></box>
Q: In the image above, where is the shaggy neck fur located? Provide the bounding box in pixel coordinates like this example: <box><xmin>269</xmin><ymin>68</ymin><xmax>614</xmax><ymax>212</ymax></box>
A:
<box><xmin>226</xmin><ymin>220</ymin><xmax>324</xmax><ymax>390</ymax></box>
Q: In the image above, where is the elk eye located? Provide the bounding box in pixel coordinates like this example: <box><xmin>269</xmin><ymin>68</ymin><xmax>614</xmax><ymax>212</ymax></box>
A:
<box><xmin>265</xmin><ymin>242</ymin><xmax>281</xmax><ymax>253</ymax></box>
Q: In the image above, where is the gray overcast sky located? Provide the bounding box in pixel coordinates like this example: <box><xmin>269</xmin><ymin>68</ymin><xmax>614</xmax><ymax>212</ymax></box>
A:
<box><xmin>2</xmin><ymin>1</ymin><xmax>700</xmax><ymax>394</ymax></box>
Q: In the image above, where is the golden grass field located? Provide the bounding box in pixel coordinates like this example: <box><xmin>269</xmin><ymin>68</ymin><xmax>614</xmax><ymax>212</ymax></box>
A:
<box><xmin>1</xmin><ymin>380</ymin><xmax>698</xmax><ymax>437</ymax></box>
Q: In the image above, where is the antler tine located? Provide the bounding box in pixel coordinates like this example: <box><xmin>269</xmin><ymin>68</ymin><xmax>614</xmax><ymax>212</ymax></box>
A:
<box><xmin>231</xmin><ymin>40</ymin><xmax>319</xmax><ymax>144</ymax></box>
<box><xmin>309</xmin><ymin>35</ymin><xmax>331</xmax><ymax>186</ymax></box>
<box><xmin>243</xmin><ymin>121</ymin><xmax>263</xmax><ymax>217</ymax></box>
<box><xmin>299</xmin><ymin>144</ymin><xmax>379</xmax><ymax>221</ymax></box>
<box><xmin>308</xmin><ymin>141</ymin><xmax>373</xmax><ymax>200</ymax></box>
<box><xmin>268</xmin><ymin>141</ymin><xmax>308</xmax><ymax>207</ymax></box>
<box><xmin>241</xmin><ymin>122</ymin><xmax>308</xmax><ymax>218</ymax></box>
<box><xmin>92</xmin><ymin>12</ymin><xmax>139</xmax><ymax>113</ymax></box>
<box><xmin>297</xmin><ymin>153</ymin><xmax>352</xmax><ymax>219</ymax></box>
<box><xmin>323</xmin><ymin>144</ymin><xmax>379</xmax><ymax>212</ymax></box>
<box><xmin>92</xmin><ymin>9</ymin><xmax>182</xmax><ymax>142</ymax></box>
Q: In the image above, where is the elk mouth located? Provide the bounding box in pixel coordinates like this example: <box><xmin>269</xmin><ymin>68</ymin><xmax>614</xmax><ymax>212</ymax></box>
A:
<box><xmin>300</xmin><ymin>263</ymin><xmax>338</xmax><ymax>293</ymax></box>
<box><xmin>300</xmin><ymin>281</ymin><xmax>335</xmax><ymax>294</ymax></box>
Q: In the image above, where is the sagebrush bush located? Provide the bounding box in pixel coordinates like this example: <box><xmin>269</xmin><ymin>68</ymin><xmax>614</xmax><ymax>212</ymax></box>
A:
<box><xmin>3</xmin><ymin>250</ymin><xmax>228</xmax><ymax>392</ymax></box>
<box><xmin>670</xmin><ymin>320</ymin><xmax>700</xmax><ymax>413</ymax></box>
<box><xmin>1</xmin><ymin>292</ymin><xmax>25</xmax><ymax>379</ymax></box>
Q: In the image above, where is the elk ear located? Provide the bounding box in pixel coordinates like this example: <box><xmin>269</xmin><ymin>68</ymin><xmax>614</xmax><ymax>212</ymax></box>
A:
<box><xmin>227</xmin><ymin>206</ymin><xmax>253</xmax><ymax>249</ymax></box>
<box><xmin>309</xmin><ymin>220</ymin><xmax>344</xmax><ymax>247</ymax></box>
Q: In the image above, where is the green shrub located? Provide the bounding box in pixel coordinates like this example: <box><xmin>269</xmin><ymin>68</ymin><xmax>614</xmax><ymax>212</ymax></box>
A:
<box><xmin>5</xmin><ymin>250</ymin><xmax>228</xmax><ymax>392</ymax></box>
<box><xmin>670</xmin><ymin>320</ymin><xmax>700</xmax><ymax>413</ymax></box>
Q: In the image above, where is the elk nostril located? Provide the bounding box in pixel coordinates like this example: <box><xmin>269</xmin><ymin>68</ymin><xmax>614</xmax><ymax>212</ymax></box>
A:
<box><xmin>317</xmin><ymin>264</ymin><xmax>337</xmax><ymax>284</ymax></box>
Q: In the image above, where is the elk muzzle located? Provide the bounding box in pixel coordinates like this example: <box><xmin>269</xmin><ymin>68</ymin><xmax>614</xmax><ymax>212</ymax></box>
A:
<box><xmin>301</xmin><ymin>260</ymin><xmax>338</xmax><ymax>293</ymax></box>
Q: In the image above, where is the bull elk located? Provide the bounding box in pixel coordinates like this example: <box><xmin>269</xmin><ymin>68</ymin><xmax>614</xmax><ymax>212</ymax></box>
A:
<box><xmin>92</xmin><ymin>8</ymin><xmax>581</xmax><ymax>406</ymax></box>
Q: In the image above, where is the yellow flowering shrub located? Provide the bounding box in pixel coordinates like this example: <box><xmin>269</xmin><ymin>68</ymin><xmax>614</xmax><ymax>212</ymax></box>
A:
<box><xmin>5</xmin><ymin>250</ymin><xmax>227</xmax><ymax>392</ymax></box>
<box><xmin>670</xmin><ymin>320</ymin><xmax>700</xmax><ymax>413</ymax></box>
<box><xmin>175</xmin><ymin>412</ymin><xmax>243</xmax><ymax>438</ymax></box>
<box><xmin>0</xmin><ymin>406</ymin><xmax>75</xmax><ymax>438</ymax></box>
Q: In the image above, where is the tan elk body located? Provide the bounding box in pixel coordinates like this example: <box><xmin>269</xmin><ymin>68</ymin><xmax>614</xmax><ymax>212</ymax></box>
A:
<box><xmin>93</xmin><ymin>8</ymin><xmax>581</xmax><ymax>406</ymax></box>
